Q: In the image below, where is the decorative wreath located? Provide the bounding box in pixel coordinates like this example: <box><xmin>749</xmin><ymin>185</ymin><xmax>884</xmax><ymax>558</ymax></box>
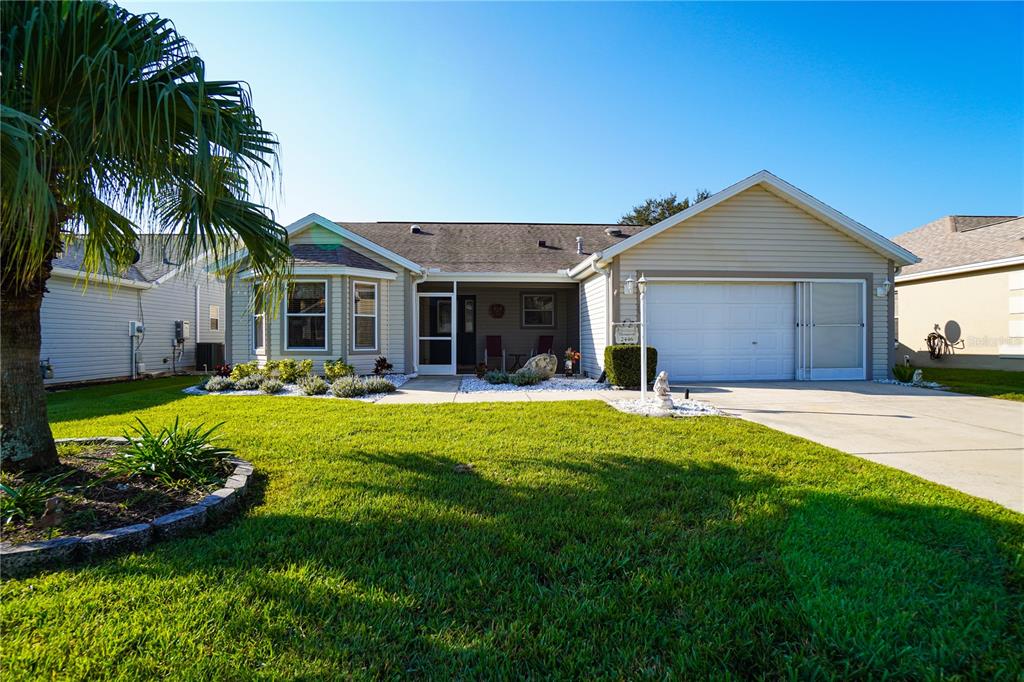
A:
<box><xmin>489</xmin><ymin>303</ymin><xmax>505</xmax><ymax>319</ymax></box>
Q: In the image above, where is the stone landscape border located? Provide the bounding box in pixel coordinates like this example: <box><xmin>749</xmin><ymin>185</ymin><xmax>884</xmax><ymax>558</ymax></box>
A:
<box><xmin>0</xmin><ymin>437</ymin><xmax>254</xmax><ymax>579</ymax></box>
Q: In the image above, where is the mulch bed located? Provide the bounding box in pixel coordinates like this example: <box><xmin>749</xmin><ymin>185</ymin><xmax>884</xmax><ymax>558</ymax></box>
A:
<box><xmin>2</xmin><ymin>444</ymin><xmax>218</xmax><ymax>545</ymax></box>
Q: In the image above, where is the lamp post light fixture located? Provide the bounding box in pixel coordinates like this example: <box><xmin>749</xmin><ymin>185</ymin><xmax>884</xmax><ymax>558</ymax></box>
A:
<box><xmin>638</xmin><ymin>274</ymin><xmax>648</xmax><ymax>402</ymax></box>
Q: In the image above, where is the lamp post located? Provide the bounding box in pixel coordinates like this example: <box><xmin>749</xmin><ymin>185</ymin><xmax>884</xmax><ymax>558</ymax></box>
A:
<box><xmin>638</xmin><ymin>274</ymin><xmax>648</xmax><ymax>402</ymax></box>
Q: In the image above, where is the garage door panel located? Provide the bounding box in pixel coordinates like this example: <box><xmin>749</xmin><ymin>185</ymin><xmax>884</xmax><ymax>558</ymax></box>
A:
<box><xmin>647</xmin><ymin>283</ymin><xmax>796</xmax><ymax>382</ymax></box>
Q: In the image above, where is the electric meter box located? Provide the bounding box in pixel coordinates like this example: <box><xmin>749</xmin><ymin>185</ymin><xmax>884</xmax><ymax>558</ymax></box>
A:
<box><xmin>174</xmin><ymin>320</ymin><xmax>191</xmax><ymax>343</ymax></box>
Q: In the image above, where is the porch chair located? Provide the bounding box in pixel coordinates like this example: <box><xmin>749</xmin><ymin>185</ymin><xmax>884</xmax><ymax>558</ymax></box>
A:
<box><xmin>534</xmin><ymin>335</ymin><xmax>555</xmax><ymax>356</ymax></box>
<box><xmin>485</xmin><ymin>335</ymin><xmax>506</xmax><ymax>372</ymax></box>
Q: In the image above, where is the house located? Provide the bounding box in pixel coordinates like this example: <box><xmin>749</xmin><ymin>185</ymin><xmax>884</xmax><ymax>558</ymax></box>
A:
<box><xmin>224</xmin><ymin>170</ymin><xmax>917</xmax><ymax>382</ymax></box>
<box><xmin>892</xmin><ymin>215</ymin><xmax>1024</xmax><ymax>370</ymax></box>
<box><xmin>41</xmin><ymin>235</ymin><xmax>227</xmax><ymax>386</ymax></box>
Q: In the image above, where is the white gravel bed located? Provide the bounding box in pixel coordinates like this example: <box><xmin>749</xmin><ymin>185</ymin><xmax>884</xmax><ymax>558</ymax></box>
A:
<box><xmin>874</xmin><ymin>379</ymin><xmax>946</xmax><ymax>390</ymax></box>
<box><xmin>609</xmin><ymin>397</ymin><xmax>721</xmax><ymax>418</ymax></box>
<box><xmin>184</xmin><ymin>374</ymin><xmax>410</xmax><ymax>402</ymax></box>
<box><xmin>459</xmin><ymin>376</ymin><xmax>607</xmax><ymax>393</ymax></box>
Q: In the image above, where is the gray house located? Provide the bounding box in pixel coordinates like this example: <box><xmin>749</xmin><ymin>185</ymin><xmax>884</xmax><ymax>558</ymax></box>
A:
<box><xmin>41</xmin><ymin>235</ymin><xmax>226</xmax><ymax>386</ymax></box>
<box><xmin>225</xmin><ymin>171</ymin><xmax>918</xmax><ymax>382</ymax></box>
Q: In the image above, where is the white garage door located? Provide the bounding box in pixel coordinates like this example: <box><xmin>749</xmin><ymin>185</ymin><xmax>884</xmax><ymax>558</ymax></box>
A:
<box><xmin>646</xmin><ymin>283</ymin><xmax>796</xmax><ymax>382</ymax></box>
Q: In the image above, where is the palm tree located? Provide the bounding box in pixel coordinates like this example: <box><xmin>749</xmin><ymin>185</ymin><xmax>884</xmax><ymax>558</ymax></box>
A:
<box><xmin>1</xmin><ymin>1</ymin><xmax>292</xmax><ymax>470</ymax></box>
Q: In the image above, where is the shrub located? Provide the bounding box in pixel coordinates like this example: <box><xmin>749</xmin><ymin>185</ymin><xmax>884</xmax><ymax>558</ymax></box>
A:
<box><xmin>892</xmin><ymin>365</ymin><xmax>916</xmax><ymax>383</ymax></box>
<box><xmin>262</xmin><ymin>359</ymin><xmax>281</xmax><ymax>379</ymax></box>
<box><xmin>0</xmin><ymin>471</ymin><xmax>74</xmax><ymax>525</ymax></box>
<box><xmin>260</xmin><ymin>378</ymin><xmax>284</xmax><ymax>394</ymax></box>
<box><xmin>362</xmin><ymin>376</ymin><xmax>397</xmax><ymax>394</ymax></box>
<box><xmin>204</xmin><ymin>376</ymin><xmax>235</xmax><ymax>392</ymax></box>
<box><xmin>324</xmin><ymin>359</ymin><xmax>355</xmax><ymax>381</ymax></box>
<box><xmin>373</xmin><ymin>356</ymin><xmax>394</xmax><ymax>376</ymax></box>
<box><xmin>604</xmin><ymin>344</ymin><xmax>658</xmax><ymax>388</ymax></box>
<box><xmin>299</xmin><ymin>375</ymin><xmax>329</xmax><ymax>396</ymax></box>
<box><xmin>331</xmin><ymin>376</ymin><xmax>368</xmax><ymax>398</ymax></box>
<box><xmin>483</xmin><ymin>370</ymin><xmax>510</xmax><ymax>385</ymax></box>
<box><xmin>230</xmin><ymin>361</ymin><xmax>262</xmax><ymax>381</ymax></box>
<box><xmin>510</xmin><ymin>369</ymin><xmax>542</xmax><ymax>386</ymax></box>
<box><xmin>234</xmin><ymin>374</ymin><xmax>263</xmax><ymax>391</ymax></box>
<box><xmin>275</xmin><ymin>358</ymin><xmax>314</xmax><ymax>383</ymax></box>
<box><xmin>106</xmin><ymin>418</ymin><xmax>233</xmax><ymax>487</ymax></box>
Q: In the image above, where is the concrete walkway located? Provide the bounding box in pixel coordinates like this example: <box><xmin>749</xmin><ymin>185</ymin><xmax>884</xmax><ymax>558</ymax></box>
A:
<box><xmin>376</xmin><ymin>377</ymin><xmax>1023</xmax><ymax>512</ymax></box>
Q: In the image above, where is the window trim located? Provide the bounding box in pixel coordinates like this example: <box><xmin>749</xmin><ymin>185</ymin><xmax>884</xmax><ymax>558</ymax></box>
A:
<box><xmin>285</xmin><ymin>279</ymin><xmax>329</xmax><ymax>352</ymax></box>
<box><xmin>252</xmin><ymin>286</ymin><xmax>266</xmax><ymax>353</ymax></box>
<box><xmin>521</xmin><ymin>291</ymin><xmax>556</xmax><ymax>328</ymax></box>
<box><xmin>209</xmin><ymin>304</ymin><xmax>220</xmax><ymax>332</ymax></box>
<box><xmin>351</xmin><ymin>280</ymin><xmax>379</xmax><ymax>352</ymax></box>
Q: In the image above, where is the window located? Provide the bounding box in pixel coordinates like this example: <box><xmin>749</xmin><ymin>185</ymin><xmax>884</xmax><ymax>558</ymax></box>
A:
<box><xmin>286</xmin><ymin>281</ymin><xmax>327</xmax><ymax>350</ymax></box>
<box><xmin>209</xmin><ymin>304</ymin><xmax>220</xmax><ymax>331</ymax></box>
<box><xmin>522</xmin><ymin>293</ymin><xmax>555</xmax><ymax>327</ymax></box>
<box><xmin>352</xmin><ymin>281</ymin><xmax>378</xmax><ymax>350</ymax></box>
<box><xmin>252</xmin><ymin>285</ymin><xmax>266</xmax><ymax>352</ymax></box>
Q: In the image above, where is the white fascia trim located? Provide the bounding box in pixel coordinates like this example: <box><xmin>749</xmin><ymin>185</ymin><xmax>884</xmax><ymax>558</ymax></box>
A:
<box><xmin>292</xmin><ymin>213</ymin><xmax>424</xmax><ymax>273</ymax></box>
<box><xmin>567</xmin><ymin>253</ymin><xmax>602</xmax><ymax>279</ymax></box>
<box><xmin>423</xmin><ymin>271</ymin><xmax>572</xmax><ymax>283</ymax></box>
<box><xmin>895</xmin><ymin>255</ymin><xmax>1024</xmax><ymax>283</ymax></box>
<box><xmin>50</xmin><ymin>267</ymin><xmax>153</xmax><ymax>290</ymax></box>
<box><xmin>239</xmin><ymin>266</ymin><xmax>397</xmax><ymax>280</ymax></box>
<box><xmin>998</xmin><ymin>344</ymin><xmax>1024</xmax><ymax>358</ymax></box>
<box><xmin>598</xmin><ymin>170</ymin><xmax>920</xmax><ymax>267</ymax></box>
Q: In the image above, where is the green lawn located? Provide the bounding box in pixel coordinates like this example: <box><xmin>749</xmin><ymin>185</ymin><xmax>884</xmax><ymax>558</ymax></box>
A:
<box><xmin>923</xmin><ymin>367</ymin><xmax>1024</xmax><ymax>402</ymax></box>
<box><xmin>2</xmin><ymin>377</ymin><xmax>1022</xmax><ymax>678</ymax></box>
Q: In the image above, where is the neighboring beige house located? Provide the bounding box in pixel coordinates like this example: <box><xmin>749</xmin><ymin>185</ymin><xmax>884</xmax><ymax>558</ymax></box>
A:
<box><xmin>225</xmin><ymin>171</ymin><xmax>917</xmax><ymax>382</ymax></box>
<box><xmin>892</xmin><ymin>215</ymin><xmax>1024</xmax><ymax>371</ymax></box>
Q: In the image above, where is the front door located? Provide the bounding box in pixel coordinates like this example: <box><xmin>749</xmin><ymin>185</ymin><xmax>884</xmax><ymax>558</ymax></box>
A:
<box><xmin>456</xmin><ymin>295</ymin><xmax>477</xmax><ymax>367</ymax></box>
<box><xmin>417</xmin><ymin>293</ymin><xmax>455</xmax><ymax>375</ymax></box>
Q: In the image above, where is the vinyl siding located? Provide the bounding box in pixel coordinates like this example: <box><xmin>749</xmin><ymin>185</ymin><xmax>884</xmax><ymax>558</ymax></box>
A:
<box><xmin>41</xmin><ymin>271</ymin><xmax>225</xmax><ymax>385</ymax></box>
<box><xmin>617</xmin><ymin>186</ymin><xmax>891</xmax><ymax>380</ymax></box>
<box><xmin>580</xmin><ymin>274</ymin><xmax>607</xmax><ymax>377</ymax></box>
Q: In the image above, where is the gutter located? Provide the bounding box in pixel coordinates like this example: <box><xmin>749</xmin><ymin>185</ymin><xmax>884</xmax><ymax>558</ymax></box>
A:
<box><xmin>50</xmin><ymin>267</ymin><xmax>153</xmax><ymax>290</ymax></box>
<box><xmin>895</xmin><ymin>255</ymin><xmax>1024</xmax><ymax>283</ymax></box>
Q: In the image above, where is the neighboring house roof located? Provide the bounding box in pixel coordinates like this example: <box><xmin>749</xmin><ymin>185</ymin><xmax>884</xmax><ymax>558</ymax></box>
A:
<box><xmin>339</xmin><ymin>221</ymin><xmax>646</xmax><ymax>273</ymax></box>
<box><xmin>289</xmin><ymin>243</ymin><xmax>394</xmax><ymax>273</ymax></box>
<box><xmin>52</xmin><ymin>234</ymin><xmax>190</xmax><ymax>285</ymax></box>
<box><xmin>893</xmin><ymin>215</ymin><xmax>1024</xmax><ymax>280</ymax></box>
<box><xmin>570</xmin><ymin>170</ymin><xmax>918</xmax><ymax>277</ymax></box>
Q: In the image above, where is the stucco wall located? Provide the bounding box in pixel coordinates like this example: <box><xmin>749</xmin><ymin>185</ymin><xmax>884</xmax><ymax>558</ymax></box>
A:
<box><xmin>895</xmin><ymin>265</ymin><xmax>1024</xmax><ymax>370</ymax></box>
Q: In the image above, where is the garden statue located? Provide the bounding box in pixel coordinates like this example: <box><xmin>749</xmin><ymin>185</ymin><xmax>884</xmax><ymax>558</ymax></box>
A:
<box><xmin>912</xmin><ymin>369</ymin><xmax>924</xmax><ymax>385</ymax></box>
<box><xmin>653</xmin><ymin>371</ymin><xmax>673</xmax><ymax>409</ymax></box>
<box><xmin>520</xmin><ymin>353</ymin><xmax>558</xmax><ymax>379</ymax></box>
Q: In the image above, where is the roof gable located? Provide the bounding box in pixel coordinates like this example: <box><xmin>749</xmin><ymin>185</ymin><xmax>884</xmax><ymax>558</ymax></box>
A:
<box><xmin>584</xmin><ymin>170</ymin><xmax>918</xmax><ymax>271</ymax></box>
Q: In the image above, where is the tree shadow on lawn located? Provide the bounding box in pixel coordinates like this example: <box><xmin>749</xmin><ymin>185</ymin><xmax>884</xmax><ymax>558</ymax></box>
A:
<box><xmin>34</xmin><ymin>451</ymin><xmax>1024</xmax><ymax>679</ymax></box>
<box><xmin>47</xmin><ymin>376</ymin><xmax>196</xmax><ymax>425</ymax></box>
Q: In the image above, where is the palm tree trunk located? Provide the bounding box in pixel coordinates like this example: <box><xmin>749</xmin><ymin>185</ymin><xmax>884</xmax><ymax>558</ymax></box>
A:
<box><xmin>1</xmin><ymin>264</ymin><xmax>58</xmax><ymax>471</ymax></box>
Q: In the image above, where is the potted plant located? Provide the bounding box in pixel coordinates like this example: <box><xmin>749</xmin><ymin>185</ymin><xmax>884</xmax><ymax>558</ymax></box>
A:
<box><xmin>564</xmin><ymin>348</ymin><xmax>581</xmax><ymax>377</ymax></box>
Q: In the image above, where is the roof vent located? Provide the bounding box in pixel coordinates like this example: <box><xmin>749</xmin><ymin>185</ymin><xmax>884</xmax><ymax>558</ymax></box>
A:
<box><xmin>538</xmin><ymin>240</ymin><xmax>547</xmax><ymax>248</ymax></box>
<box><xmin>410</xmin><ymin>224</ymin><xmax>422</xmax><ymax>234</ymax></box>
<box><xmin>604</xmin><ymin>227</ymin><xmax>623</xmax><ymax>237</ymax></box>
<box><xmin>576</xmin><ymin>236</ymin><xmax>584</xmax><ymax>255</ymax></box>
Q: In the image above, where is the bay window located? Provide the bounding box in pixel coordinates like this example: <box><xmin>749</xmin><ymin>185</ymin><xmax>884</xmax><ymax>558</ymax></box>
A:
<box><xmin>286</xmin><ymin>281</ymin><xmax>327</xmax><ymax>350</ymax></box>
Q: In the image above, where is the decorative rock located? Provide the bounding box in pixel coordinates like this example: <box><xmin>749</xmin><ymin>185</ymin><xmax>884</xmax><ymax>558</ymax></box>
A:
<box><xmin>80</xmin><ymin>523</ymin><xmax>152</xmax><ymax>559</ymax></box>
<box><xmin>653</xmin><ymin>370</ymin><xmax>673</xmax><ymax>409</ymax></box>
<box><xmin>0</xmin><ymin>536</ymin><xmax>81</xmax><ymax>577</ymax></box>
<box><xmin>54</xmin><ymin>436</ymin><xmax>130</xmax><ymax>445</ymax></box>
<box><xmin>232</xmin><ymin>463</ymin><xmax>254</xmax><ymax>477</ymax></box>
<box><xmin>151</xmin><ymin>505</ymin><xmax>207</xmax><ymax>539</ymax></box>
<box><xmin>199</xmin><ymin>487</ymin><xmax>239</xmax><ymax>519</ymax></box>
<box><xmin>518</xmin><ymin>353</ymin><xmax>558</xmax><ymax>379</ymax></box>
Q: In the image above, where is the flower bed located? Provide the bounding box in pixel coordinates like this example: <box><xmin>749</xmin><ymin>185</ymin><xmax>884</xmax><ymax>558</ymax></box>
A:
<box><xmin>609</xmin><ymin>397</ymin><xmax>721</xmax><ymax>418</ymax></box>
<box><xmin>186</xmin><ymin>374</ymin><xmax>410</xmax><ymax>401</ymax></box>
<box><xmin>459</xmin><ymin>376</ymin><xmax>607</xmax><ymax>393</ymax></box>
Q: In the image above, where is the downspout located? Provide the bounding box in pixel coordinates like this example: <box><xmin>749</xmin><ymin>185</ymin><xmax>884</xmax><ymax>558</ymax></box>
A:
<box><xmin>195</xmin><ymin>284</ymin><xmax>201</xmax><ymax>344</ymax></box>
<box><xmin>411</xmin><ymin>269</ymin><xmax>427</xmax><ymax>375</ymax></box>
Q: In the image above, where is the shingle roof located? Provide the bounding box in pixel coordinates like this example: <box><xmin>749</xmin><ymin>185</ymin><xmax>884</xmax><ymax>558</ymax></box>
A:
<box><xmin>290</xmin><ymin>243</ymin><xmax>394</xmax><ymax>272</ymax></box>
<box><xmin>893</xmin><ymin>215</ymin><xmax>1024</xmax><ymax>276</ymax></box>
<box><xmin>53</xmin><ymin>234</ymin><xmax>187</xmax><ymax>283</ymax></box>
<box><xmin>338</xmin><ymin>222</ymin><xmax>646</xmax><ymax>273</ymax></box>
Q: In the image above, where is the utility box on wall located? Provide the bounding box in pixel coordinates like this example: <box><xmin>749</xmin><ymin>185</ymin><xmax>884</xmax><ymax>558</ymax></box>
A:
<box><xmin>174</xmin><ymin>320</ymin><xmax>191</xmax><ymax>343</ymax></box>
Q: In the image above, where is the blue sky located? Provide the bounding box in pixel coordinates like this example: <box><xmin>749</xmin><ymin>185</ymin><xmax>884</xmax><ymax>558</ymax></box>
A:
<box><xmin>125</xmin><ymin>1</ymin><xmax>1022</xmax><ymax>237</ymax></box>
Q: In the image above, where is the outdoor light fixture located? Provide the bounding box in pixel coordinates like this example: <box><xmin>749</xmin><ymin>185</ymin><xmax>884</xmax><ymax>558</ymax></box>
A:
<box><xmin>875</xmin><ymin>280</ymin><xmax>892</xmax><ymax>298</ymax></box>
<box><xmin>638</xmin><ymin>274</ymin><xmax>649</xmax><ymax>403</ymax></box>
<box><xmin>623</xmin><ymin>275</ymin><xmax>636</xmax><ymax>296</ymax></box>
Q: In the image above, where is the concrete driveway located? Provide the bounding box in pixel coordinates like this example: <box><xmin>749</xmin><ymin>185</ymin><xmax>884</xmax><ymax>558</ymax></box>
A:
<box><xmin>688</xmin><ymin>381</ymin><xmax>1024</xmax><ymax>513</ymax></box>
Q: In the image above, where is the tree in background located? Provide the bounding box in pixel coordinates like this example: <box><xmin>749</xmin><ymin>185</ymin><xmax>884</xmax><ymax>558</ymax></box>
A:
<box><xmin>1</xmin><ymin>1</ymin><xmax>292</xmax><ymax>470</ymax></box>
<box><xmin>619</xmin><ymin>189</ymin><xmax>712</xmax><ymax>226</ymax></box>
